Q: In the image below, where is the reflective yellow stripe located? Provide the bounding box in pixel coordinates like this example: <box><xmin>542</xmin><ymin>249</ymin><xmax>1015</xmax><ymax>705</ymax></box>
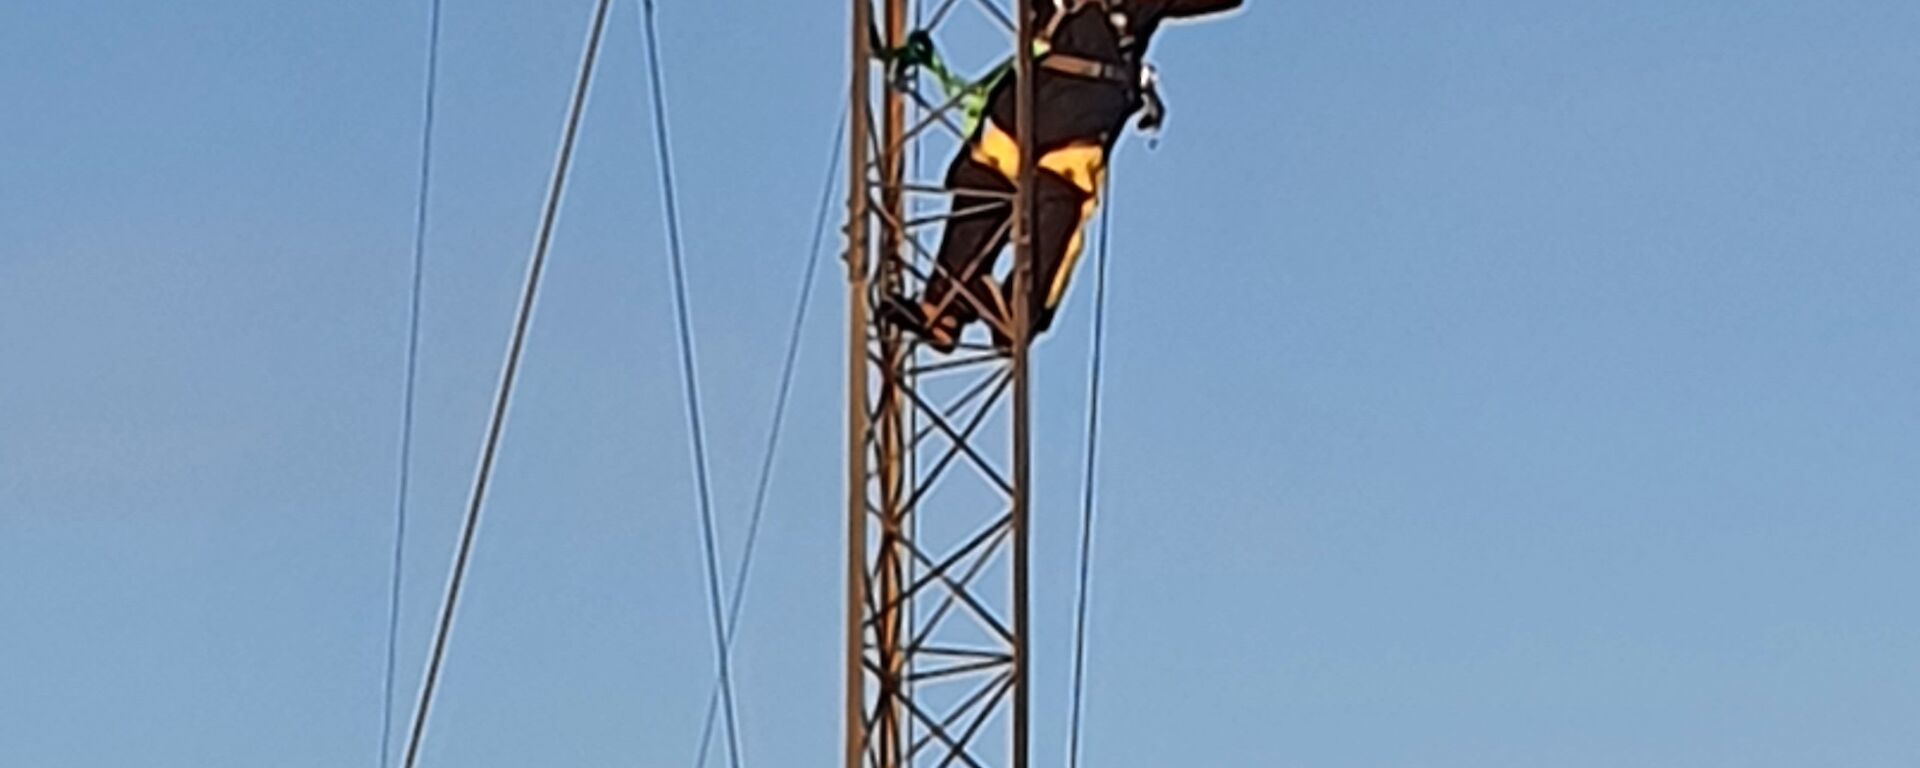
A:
<box><xmin>969</xmin><ymin>121</ymin><xmax>1023</xmax><ymax>183</ymax></box>
<box><xmin>1048</xmin><ymin>182</ymin><xmax>1101</xmax><ymax>308</ymax></box>
<box><xmin>970</xmin><ymin>121</ymin><xmax>1105</xmax><ymax>194</ymax></box>
<box><xmin>1042</xmin><ymin>144</ymin><xmax>1104</xmax><ymax>194</ymax></box>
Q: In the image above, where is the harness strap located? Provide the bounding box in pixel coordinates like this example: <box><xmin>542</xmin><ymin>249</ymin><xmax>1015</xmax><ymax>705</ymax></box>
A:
<box><xmin>877</xmin><ymin>0</ymin><xmax>1166</xmax><ymax>136</ymax></box>
<box><xmin>1039</xmin><ymin>53</ymin><xmax>1132</xmax><ymax>84</ymax></box>
<box><xmin>1041</xmin><ymin>0</ymin><xmax>1131</xmax><ymax>48</ymax></box>
<box><xmin>1038</xmin><ymin>0</ymin><xmax>1141</xmax><ymax>80</ymax></box>
<box><xmin>1038</xmin><ymin>0</ymin><xmax>1080</xmax><ymax>45</ymax></box>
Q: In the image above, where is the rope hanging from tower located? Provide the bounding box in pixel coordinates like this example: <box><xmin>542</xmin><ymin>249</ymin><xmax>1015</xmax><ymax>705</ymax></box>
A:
<box><xmin>1067</xmin><ymin>169</ymin><xmax>1113</xmax><ymax>768</ymax></box>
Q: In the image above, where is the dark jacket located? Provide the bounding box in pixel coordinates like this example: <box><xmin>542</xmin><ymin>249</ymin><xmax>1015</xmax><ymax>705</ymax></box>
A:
<box><xmin>984</xmin><ymin>0</ymin><xmax>1243</xmax><ymax>152</ymax></box>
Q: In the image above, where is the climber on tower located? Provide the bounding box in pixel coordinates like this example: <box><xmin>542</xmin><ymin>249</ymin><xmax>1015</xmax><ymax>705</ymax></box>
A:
<box><xmin>880</xmin><ymin>0</ymin><xmax>1244</xmax><ymax>353</ymax></box>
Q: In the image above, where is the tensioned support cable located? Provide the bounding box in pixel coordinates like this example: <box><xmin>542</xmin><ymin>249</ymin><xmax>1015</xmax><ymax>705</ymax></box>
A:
<box><xmin>693</xmin><ymin>109</ymin><xmax>848</xmax><ymax>768</ymax></box>
<box><xmin>399</xmin><ymin>1</ymin><xmax>615</xmax><ymax>766</ymax></box>
<box><xmin>380</xmin><ymin>0</ymin><xmax>441</xmax><ymax>765</ymax></box>
<box><xmin>635</xmin><ymin>1</ymin><xmax>744</xmax><ymax>766</ymax></box>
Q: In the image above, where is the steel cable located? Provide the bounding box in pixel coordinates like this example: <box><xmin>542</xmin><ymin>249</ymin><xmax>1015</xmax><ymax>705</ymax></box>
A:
<box><xmin>691</xmin><ymin>109</ymin><xmax>847</xmax><ymax>768</ymax></box>
<box><xmin>399</xmin><ymin>1</ymin><xmax>615</xmax><ymax>765</ymax></box>
<box><xmin>636</xmin><ymin>1</ymin><xmax>744</xmax><ymax>765</ymax></box>
<box><xmin>380</xmin><ymin>0</ymin><xmax>441</xmax><ymax>765</ymax></box>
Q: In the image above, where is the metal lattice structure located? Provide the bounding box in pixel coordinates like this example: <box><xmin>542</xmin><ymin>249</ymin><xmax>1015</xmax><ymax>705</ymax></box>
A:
<box><xmin>845</xmin><ymin>0</ymin><xmax>1039</xmax><ymax>766</ymax></box>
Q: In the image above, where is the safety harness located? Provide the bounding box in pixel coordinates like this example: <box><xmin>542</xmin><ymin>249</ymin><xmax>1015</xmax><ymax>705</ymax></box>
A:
<box><xmin>1036</xmin><ymin>0</ymin><xmax>1134</xmax><ymax>83</ymax></box>
<box><xmin>876</xmin><ymin>0</ymin><xmax>1168</xmax><ymax>138</ymax></box>
<box><xmin>1039</xmin><ymin>0</ymin><xmax>1168</xmax><ymax>135</ymax></box>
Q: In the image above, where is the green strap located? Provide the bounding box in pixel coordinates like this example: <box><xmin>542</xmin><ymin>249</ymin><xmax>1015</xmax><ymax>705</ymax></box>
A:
<box><xmin>880</xmin><ymin>30</ymin><xmax>1030</xmax><ymax>136</ymax></box>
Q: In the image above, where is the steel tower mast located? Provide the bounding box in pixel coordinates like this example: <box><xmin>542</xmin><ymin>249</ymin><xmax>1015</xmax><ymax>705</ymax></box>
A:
<box><xmin>845</xmin><ymin>0</ymin><xmax>1038</xmax><ymax>765</ymax></box>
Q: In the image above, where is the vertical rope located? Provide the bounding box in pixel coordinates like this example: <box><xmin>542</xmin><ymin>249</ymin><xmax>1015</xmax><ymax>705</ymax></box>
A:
<box><xmin>1066</xmin><ymin>170</ymin><xmax>1113</xmax><ymax>768</ymax></box>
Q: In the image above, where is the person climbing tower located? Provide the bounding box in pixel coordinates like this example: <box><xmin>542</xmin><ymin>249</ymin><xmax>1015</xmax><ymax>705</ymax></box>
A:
<box><xmin>881</xmin><ymin>0</ymin><xmax>1243</xmax><ymax>353</ymax></box>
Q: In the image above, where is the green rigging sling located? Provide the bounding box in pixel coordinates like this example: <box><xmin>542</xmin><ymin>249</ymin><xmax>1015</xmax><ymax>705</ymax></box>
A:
<box><xmin>875</xmin><ymin>29</ymin><xmax>1018</xmax><ymax>136</ymax></box>
<box><xmin>874</xmin><ymin>19</ymin><xmax>1167</xmax><ymax>140</ymax></box>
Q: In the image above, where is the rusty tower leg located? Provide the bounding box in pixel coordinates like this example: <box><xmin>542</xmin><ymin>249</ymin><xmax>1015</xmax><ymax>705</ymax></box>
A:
<box><xmin>846</xmin><ymin>1</ymin><xmax>1037</xmax><ymax>766</ymax></box>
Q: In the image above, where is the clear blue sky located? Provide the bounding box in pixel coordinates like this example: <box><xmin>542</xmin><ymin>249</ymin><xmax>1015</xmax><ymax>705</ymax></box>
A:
<box><xmin>3</xmin><ymin>1</ymin><xmax>1917</xmax><ymax>766</ymax></box>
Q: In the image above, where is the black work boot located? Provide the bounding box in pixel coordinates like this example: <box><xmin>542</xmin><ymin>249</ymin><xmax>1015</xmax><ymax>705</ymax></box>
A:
<box><xmin>878</xmin><ymin>294</ymin><xmax>960</xmax><ymax>354</ymax></box>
